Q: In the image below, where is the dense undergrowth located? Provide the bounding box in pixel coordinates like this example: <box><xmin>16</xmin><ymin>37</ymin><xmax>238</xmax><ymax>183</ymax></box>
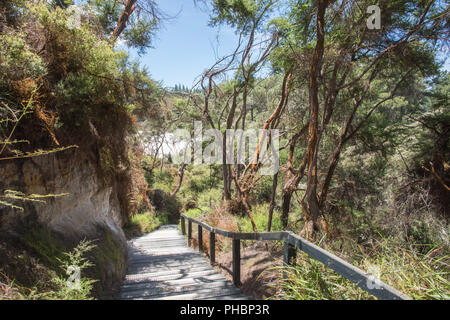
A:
<box><xmin>123</xmin><ymin>211</ymin><xmax>168</xmax><ymax>238</ymax></box>
<box><xmin>272</xmin><ymin>238</ymin><xmax>449</xmax><ymax>300</ymax></box>
<box><xmin>0</xmin><ymin>239</ymin><xmax>96</xmax><ymax>300</ymax></box>
<box><xmin>0</xmin><ymin>1</ymin><xmax>162</xmax><ymax>299</ymax></box>
<box><xmin>147</xmin><ymin>158</ymin><xmax>449</xmax><ymax>300</ymax></box>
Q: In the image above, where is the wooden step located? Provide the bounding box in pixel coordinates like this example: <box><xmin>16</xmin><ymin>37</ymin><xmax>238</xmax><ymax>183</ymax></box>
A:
<box><xmin>118</xmin><ymin>224</ymin><xmax>251</xmax><ymax>300</ymax></box>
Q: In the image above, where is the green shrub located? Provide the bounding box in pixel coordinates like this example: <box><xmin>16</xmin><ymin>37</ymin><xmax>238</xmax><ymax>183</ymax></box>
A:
<box><xmin>179</xmin><ymin>208</ymin><xmax>203</xmax><ymax>232</ymax></box>
<box><xmin>407</xmin><ymin>220</ymin><xmax>443</xmax><ymax>251</ymax></box>
<box><xmin>2</xmin><ymin>240</ymin><xmax>97</xmax><ymax>300</ymax></box>
<box><xmin>184</xmin><ymin>208</ymin><xmax>204</xmax><ymax>219</ymax></box>
<box><xmin>48</xmin><ymin>240</ymin><xmax>97</xmax><ymax>300</ymax></box>
<box><xmin>271</xmin><ymin>253</ymin><xmax>372</xmax><ymax>300</ymax></box>
<box><xmin>237</xmin><ymin>203</ymin><xmax>283</xmax><ymax>232</ymax></box>
<box><xmin>251</xmin><ymin>176</ymin><xmax>274</xmax><ymax>203</ymax></box>
<box><xmin>0</xmin><ymin>30</ymin><xmax>47</xmax><ymax>82</ymax></box>
<box><xmin>197</xmin><ymin>188</ymin><xmax>222</xmax><ymax>208</ymax></box>
<box><xmin>21</xmin><ymin>227</ymin><xmax>66</xmax><ymax>270</ymax></box>
<box><xmin>151</xmin><ymin>169</ymin><xmax>175</xmax><ymax>193</ymax></box>
<box><xmin>357</xmin><ymin>239</ymin><xmax>450</xmax><ymax>300</ymax></box>
<box><xmin>147</xmin><ymin>189</ymin><xmax>181</xmax><ymax>223</ymax></box>
<box><xmin>123</xmin><ymin>211</ymin><xmax>162</xmax><ymax>238</ymax></box>
<box><xmin>272</xmin><ymin>238</ymin><xmax>450</xmax><ymax>300</ymax></box>
<box><xmin>156</xmin><ymin>213</ymin><xmax>169</xmax><ymax>226</ymax></box>
<box><xmin>188</xmin><ymin>175</ymin><xmax>211</xmax><ymax>194</ymax></box>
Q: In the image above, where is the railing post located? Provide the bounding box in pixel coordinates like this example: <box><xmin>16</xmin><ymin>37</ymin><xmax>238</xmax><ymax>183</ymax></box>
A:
<box><xmin>283</xmin><ymin>241</ymin><xmax>297</xmax><ymax>265</ymax></box>
<box><xmin>198</xmin><ymin>225</ymin><xmax>203</xmax><ymax>252</ymax></box>
<box><xmin>181</xmin><ymin>216</ymin><xmax>185</xmax><ymax>235</ymax></box>
<box><xmin>283</xmin><ymin>240</ymin><xmax>297</xmax><ymax>280</ymax></box>
<box><xmin>209</xmin><ymin>232</ymin><xmax>215</xmax><ymax>265</ymax></box>
<box><xmin>232</xmin><ymin>239</ymin><xmax>241</xmax><ymax>286</ymax></box>
<box><xmin>187</xmin><ymin>220</ymin><xmax>192</xmax><ymax>246</ymax></box>
<box><xmin>163</xmin><ymin>215</ymin><xmax>410</xmax><ymax>299</ymax></box>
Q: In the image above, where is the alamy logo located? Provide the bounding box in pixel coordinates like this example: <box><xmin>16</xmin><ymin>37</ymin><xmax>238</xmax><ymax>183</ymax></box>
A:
<box><xmin>367</xmin><ymin>5</ymin><xmax>381</xmax><ymax>30</ymax></box>
<box><xmin>366</xmin><ymin>265</ymin><xmax>383</xmax><ymax>290</ymax></box>
<box><xmin>66</xmin><ymin>265</ymin><xmax>81</xmax><ymax>290</ymax></box>
<box><xmin>66</xmin><ymin>5</ymin><xmax>82</xmax><ymax>30</ymax></box>
<box><xmin>169</xmin><ymin>121</ymin><xmax>279</xmax><ymax>175</ymax></box>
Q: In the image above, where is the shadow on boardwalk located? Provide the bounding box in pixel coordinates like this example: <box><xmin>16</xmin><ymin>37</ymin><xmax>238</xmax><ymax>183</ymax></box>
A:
<box><xmin>117</xmin><ymin>225</ymin><xmax>251</xmax><ymax>300</ymax></box>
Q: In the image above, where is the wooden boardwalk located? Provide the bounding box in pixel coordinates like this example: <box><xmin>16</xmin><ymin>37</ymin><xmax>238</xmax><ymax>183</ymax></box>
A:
<box><xmin>117</xmin><ymin>225</ymin><xmax>250</xmax><ymax>300</ymax></box>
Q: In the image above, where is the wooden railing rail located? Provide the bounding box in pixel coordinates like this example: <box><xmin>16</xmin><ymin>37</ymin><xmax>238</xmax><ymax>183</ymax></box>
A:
<box><xmin>180</xmin><ymin>214</ymin><xmax>411</xmax><ymax>300</ymax></box>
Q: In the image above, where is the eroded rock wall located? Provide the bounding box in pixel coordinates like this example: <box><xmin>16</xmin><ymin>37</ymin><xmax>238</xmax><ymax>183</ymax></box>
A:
<box><xmin>0</xmin><ymin>150</ymin><xmax>128</xmax><ymax>298</ymax></box>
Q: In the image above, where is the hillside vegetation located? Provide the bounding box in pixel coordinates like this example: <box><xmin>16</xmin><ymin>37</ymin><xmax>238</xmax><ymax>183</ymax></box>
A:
<box><xmin>1</xmin><ymin>0</ymin><xmax>449</xmax><ymax>300</ymax></box>
<box><xmin>0</xmin><ymin>0</ymin><xmax>162</xmax><ymax>299</ymax></box>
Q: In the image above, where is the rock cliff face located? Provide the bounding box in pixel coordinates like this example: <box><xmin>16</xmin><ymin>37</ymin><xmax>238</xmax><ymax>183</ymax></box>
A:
<box><xmin>0</xmin><ymin>150</ymin><xmax>128</xmax><ymax>298</ymax></box>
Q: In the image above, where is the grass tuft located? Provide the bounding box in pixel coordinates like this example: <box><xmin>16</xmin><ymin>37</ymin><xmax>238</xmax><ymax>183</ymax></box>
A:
<box><xmin>123</xmin><ymin>211</ymin><xmax>164</xmax><ymax>238</ymax></box>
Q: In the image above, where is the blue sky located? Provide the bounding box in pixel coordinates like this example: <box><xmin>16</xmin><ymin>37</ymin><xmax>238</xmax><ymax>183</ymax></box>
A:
<box><xmin>125</xmin><ymin>0</ymin><xmax>449</xmax><ymax>88</ymax></box>
<box><xmin>127</xmin><ymin>0</ymin><xmax>240</xmax><ymax>89</ymax></box>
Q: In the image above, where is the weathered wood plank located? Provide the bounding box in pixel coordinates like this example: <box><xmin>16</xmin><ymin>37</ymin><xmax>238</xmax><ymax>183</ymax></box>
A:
<box><xmin>119</xmin><ymin>274</ymin><xmax>227</xmax><ymax>292</ymax></box>
<box><xmin>119</xmin><ymin>280</ymin><xmax>236</xmax><ymax>299</ymax></box>
<box><xmin>118</xmin><ymin>224</ymin><xmax>249</xmax><ymax>300</ymax></box>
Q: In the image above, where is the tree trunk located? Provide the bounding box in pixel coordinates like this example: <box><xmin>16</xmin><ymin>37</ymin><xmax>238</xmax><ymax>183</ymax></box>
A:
<box><xmin>281</xmin><ymin>187</ymin><xmax>293</xmax><ymax>229</ymax></box>
<box><xmin>223</xmin><ymin>92</ymin><xmax>239</xmax><ymax>200</ymax></box>
<box><xmin>222</xmin><ymin>162</ymin><xmax>232</xmax><ymax>200</ymax></box>
<box><xmin>303</xmin><ymin>0</ymin><xmax>328</xmax><ymax>236</ymax></box>
<box><xmin>110</xmin><ymin>0</ymin><xmax>137</xmax><ymax>42</ymax></box>
<box><xmin>171</xmin><ymin>163</ymin><xmax>187</xmax><ymax>196</ymax></box>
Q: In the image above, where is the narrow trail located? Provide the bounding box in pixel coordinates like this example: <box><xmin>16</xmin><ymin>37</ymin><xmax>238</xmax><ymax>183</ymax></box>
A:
<box><xmin>118</xmin><ymin>225</ymin><xmax>251</xmax><ymax>300</ymax></box>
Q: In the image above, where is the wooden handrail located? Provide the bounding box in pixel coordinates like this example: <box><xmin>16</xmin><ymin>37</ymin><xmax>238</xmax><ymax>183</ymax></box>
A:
<box><xmin>180</xmin><ymin>214</ymin><xmax>411</xmax><ymax>300</ymax></box>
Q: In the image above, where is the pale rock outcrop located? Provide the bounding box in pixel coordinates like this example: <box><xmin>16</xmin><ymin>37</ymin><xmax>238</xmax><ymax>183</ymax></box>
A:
<box><xmin>0</xmin><ymin>151</ymin><xmax>128</xmax><ymax>298</ymax></box>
